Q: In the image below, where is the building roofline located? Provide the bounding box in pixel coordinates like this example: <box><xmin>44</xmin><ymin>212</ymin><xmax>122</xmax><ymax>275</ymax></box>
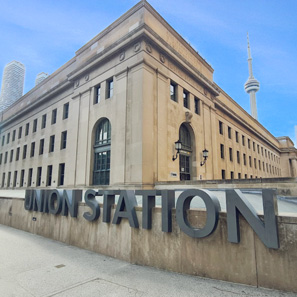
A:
<box><xmin>75</xmin><ymin>0</ymin><xmax>214</xmax><ymax>73</ymax></box>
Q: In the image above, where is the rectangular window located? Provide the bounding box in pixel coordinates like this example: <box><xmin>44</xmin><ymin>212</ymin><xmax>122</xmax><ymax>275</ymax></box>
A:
<box><xmin>58</xmin><ymin>163</ymin><xmax>65</xmax><ymax>186</ymax></box>
<box><xmin>18</xmin><ymin>126</ymin><xmax>22</xmax><ymax>139</ymax></box>
<box><xmin>10</xmin><ymin>150</ymin><xmax>13</xmax><ymax>163</ymax></box>
<box><xmin>254</xmin><ymin>158</ymin><xmax>257</xmax><ymax>169</ymax></box>
<box><xmin>39</xmin><ymin>139</ymin><xmax>44</xmax><ymax>155</ymax></box>
<box><xmin>263</xmin><ymin>162</ymin><xmax>265</xmax><ymax>172</ymax></box>
<box><xmin>194</xmin><ymin>97</ymin><xmax>200</xmax><ymax>114</ymax></box>
<box><xmin>249</xmin><ymin>156</ymin><xmax>252</xmax><ymax>167</ymax></box>
<box><xmin>220</xmin><ymin>144</ymin><xmax>224</xmax><ymax>159</ymax></box>
<box><xmin>51</xmin><ymin>109</ymin><xmax>57</xmax><ymax>124</ymax></box>
<box><xmin>228</xmin><ymin>127</ymin><xmax>231</xmax><ymax>139</ymax></box>
<box><xmin>253</xmin><ymin>142</ymin><xmax>255</xmax><ymax>151</ymax></box>
<box><xmin>2</xmin><ymin>173</ymin><xmax>5</xmax><ymax>187</ymax></box>
<box><xmin>183</xmin><ymin>90</ymin><xmax>189</xmax><ymax>108</ymax></box>
<box><xmin>41</xmin><ymin>114</ymin><xmax>46</xmax><ymax>129</ymax></box>
<box><xmin>20</xmin><ymin>170</ymin><xmax>25</xmax><ymax>187</ymax></box>
<box><xmin>259</xmin><ymin>160</ymin><xmax>261</xmax><ymax>170</ymax></box>
<box><xmin>16</xmin><ymin>147</ymin><xmax>20</xmax><ymax>161</ymax></box>
<box><xmin>243</xmin><ymin>153</ymin><xmax>246</xmax><ymax>165</ymax></box>
<box><xmin>28</xmin><ymin>168</ymin><xmax>33</xmax><ymax>187</ymax></box>
<box><xmin>12</xmin><ymin>130</ymin><xmax>16</xmax><ymax>141</ymax></box>
<box><xmin>13</xmin><ymin>171</ymin><xmax>17</xmax><ymax>187</ymax></box>
<box><xmin>61</xmin><ymin>131</ymin><xmax>67</xmax><ymax>150</ymax></box>
<box><xmin>47</xmin><ymin>165</ymin><xmax>53</xmax><ymax>186</ymax></box>
<box><xmin>221</xmin><ymin>170</ymin><xmax>226</xmax><ymax>180</ymax></box>
<box><xmin>7</xmin><ymin>172</ymin><xmax>11</xmax><ymax>188</ymax></box>
<box><xmin>257</xmin><ymin>144</ymin><xmax>260</xmax><ymax>154</ymax></box>
<box><xmin>0</xmin><ymin>153</ymin><xmax>2</xmax><ymax>165</ymax></box>
<box><xmin>30</xmin><ymin>142</ymin><xmax>35</xmax><ymax>157</ymax></box>
<box><xmin>248</xmin><ymin>139</ymin><xmax>250</xmax><ymax>149</ymax></box>
<box><xmin>237</xmin><ymin>151</ymin><xmax>240</xmax><ymax>164</ymax></box>
<box><xmin>4</xmin><ymin>152</ymin><xmax>8</xmax><ymax>164</ymax></box>
<box><xmin>261</xmin><ymin>147</ymin><xmax>263</xmax><ymax>156</ymax></box>
<box><xmin>229</xmin><ymin>147</ymin><xmax>233</xmax><ymax>162</ymax></box>
<box><xmin>219</xmin><ymin>121</ymin><xmax>223</xmax><ymax>135</ymax></box>
<box><xmin>49</xmin><ymin>135</ymin><xmax>55</xmax><ymax>152</ymax></box>
<box><xmin>242</xmin><ymin>135</ymin><xmax>245</xmax><ymax>146</ymax></box>
<box><xmin>36</xmin><ymin>167</ymin><xmax>42</xmax><ymax>187</ymax></box>
<box><xmin>235</xmin><ymin>131</ymin><xmax>239</xmax><ymax>143</ymax></box>
<box><xmin>7</xmin><ymin>133</ymin><xmax>10</xmax><ymax>144</ymax></box>
<box><xmin>33</xmin><ymin>119</ymin><xmax>37</xmax><ymax>132</ymax></box>
<box><xmin>94</xmin><ymin>85</ymin><xmax>101</xmax><ymax>104</ymax></box>
<box><xmin>25</xmin><ymin>123</ymin><xmax>29</xmax><ymax>136</ymax></box>
<box><xmin>23</xmin><ymin>145</ymin><xmax>27</xmax><ymax>159</ymax></box>
<box><xmin>230</xmin><ymin>171</ymin><xmax>234</xmax><ymax>179</ymax></box>
<box><xmin>1</xmin><ymin>135</ymin><xmax>4</xmax><ymax>146</ymax></box>
<box><xmin>106</xmin><ymin>78</ymin><xmax>113</xmax><ymax>99</ymax></box>
<box><xmin>170</xmin><ymin>81</ymin><xmax>177</xmax><ymax>102</ymax></box>
<box><xmin>63</xmin><ymin>103</ymin><xmax>69</xmax><ymax>119</ymax></box>
<box><xmin>238</xmin><ymin>173</ymin><xmax>241</xmax><ymax>179</ymax></box>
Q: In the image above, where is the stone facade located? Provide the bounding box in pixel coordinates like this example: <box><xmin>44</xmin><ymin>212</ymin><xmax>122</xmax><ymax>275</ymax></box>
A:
<box><xmin>0</xmin><ymin>0</ymin><xmax>296</xmax><ymax>189</ymax></box>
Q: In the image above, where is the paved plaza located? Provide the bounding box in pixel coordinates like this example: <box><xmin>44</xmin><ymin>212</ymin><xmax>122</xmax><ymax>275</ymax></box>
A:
<box><xmin>0</xmin><ymin>224</ymin><xmax>296</xmax><ymax>297</ymax></box>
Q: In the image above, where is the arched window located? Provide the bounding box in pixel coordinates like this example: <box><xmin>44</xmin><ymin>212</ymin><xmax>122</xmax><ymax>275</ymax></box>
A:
<box><xmin>93</xmin><ymin>119</ymin><xmax>111</xmax><ymax>185</ymax></box>
<box><xmin>179</xmin><ymin>124</ymin><xmax>192</xmax><ymax>180</ymax></box>
<box><xmin>179</xmin><ymin>124</ymin><xmax>191</xmax><ymax>151</ymax></box>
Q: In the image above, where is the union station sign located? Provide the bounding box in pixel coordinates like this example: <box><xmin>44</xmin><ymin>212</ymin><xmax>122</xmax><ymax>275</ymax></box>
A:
<box><xmin>24</xmin><ymin>188</ymin><xmax>279</xmax><ymax>249</ymax></box>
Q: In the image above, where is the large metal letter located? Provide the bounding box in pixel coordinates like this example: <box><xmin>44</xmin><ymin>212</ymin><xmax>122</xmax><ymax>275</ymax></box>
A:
<box><xmin>61</xmin><ymin>190</ymin><xmax>82</xmax><ymax>217</ymax></box>
<box><xmin>48</xmin><ymin>189</ymin><xmax>63</xmax><ymax>215</ymax></box>
<box><xmin>176</xmin><ymin>189</ymin><xmax>221</xmax><ymax>238</ymax></box>
<box><xmin>112</xmin><ymin>190</ymin><xmax>139</xmax><ymax>228</ymax></box>
<box><xmin>24</xmin><ymin>190</ymin><xmax>33</xmax><ymax>211</ymax></box>
<box><xmin>99</xmin><ymin>190</ymin><xmax>120</xmax><ymax>223</ymax></box>
<box><xmin>226</xmin><ymin>189</ymin><xmax>279</xmax><ymax>249</ymax></box>
<box><xmin>161</xmin><ymin>190</ymin><xmax>175</xmax><ymax>232</ymax></box>
<box><xmin>136</xmin><ymin>190</ymin><xmax>160</xmax><ymax>229</ymax></box>
<box><xmin>32</xmin><ymin>190</ymin><xmax>46</xmax><ymax>212</ymax></box>
<box><xmin>83</xmin><ymin>189</ymin><xmax>100</xmax><ymax>221</ymax></box>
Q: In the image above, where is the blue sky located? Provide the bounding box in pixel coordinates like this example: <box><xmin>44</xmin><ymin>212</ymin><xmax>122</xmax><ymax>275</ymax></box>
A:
<box><xmin>0</xmin><ymin>0</ymin><xmax>296</xmax><ymax>144</ymax></box>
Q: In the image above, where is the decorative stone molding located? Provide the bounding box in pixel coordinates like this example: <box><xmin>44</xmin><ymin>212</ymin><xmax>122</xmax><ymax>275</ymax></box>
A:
<box><xmin>160</xmin><ymin>53</ymin><xmax>165</xmax><ymax>63</ymax></box>
<box><xmin>204</xmin><ymin>88</ymin><xmax>208</xmax><ymax>96</ymax></box>
<box><xmin>85</xmin><ymin>74</ymin><xmax>89</xmax><ymax>81</ymax></box>
<box><xmin>146</xmin><ymin>43</ymin><xmax>152</xmax><ymax>53</ymax></box>
<box><xmin>134</xmin><ymin>42</ymin><xmax>141</xmax><ymax>52</ymax></box>
<box><xmin>119</xmin><ymin>52</ymin><xmax>125</xmax><ymax>61</ymax></box>
<box><xmin>185</xmin><ymin>111</ymin><xmax>193</xmax><ymax>123</ymax></box>
<box><xmin>75</xmin><ymin>80</ymin><xmax>80</xmax><ymax>87</ymax></box>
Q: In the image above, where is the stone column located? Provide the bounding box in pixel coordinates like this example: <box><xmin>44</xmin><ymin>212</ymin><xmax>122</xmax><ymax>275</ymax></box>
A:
<box><xmin>290</xmin><ymin>158</ymin><xmax>297</xmax><ymax>177</ymax></box>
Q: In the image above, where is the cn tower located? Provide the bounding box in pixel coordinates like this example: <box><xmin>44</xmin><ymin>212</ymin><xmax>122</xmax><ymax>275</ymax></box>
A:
<box><xmin>244</xmin><ymin>33</ymin><xmax>260</xmax><ymax>120</ymax></box>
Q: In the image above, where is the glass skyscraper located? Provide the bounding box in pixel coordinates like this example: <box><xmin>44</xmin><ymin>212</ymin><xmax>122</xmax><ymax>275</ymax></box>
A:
<box><xmin>0</xmin><ymin>60</ymin><xmax>25</xmax><ymax>112</ymax></box>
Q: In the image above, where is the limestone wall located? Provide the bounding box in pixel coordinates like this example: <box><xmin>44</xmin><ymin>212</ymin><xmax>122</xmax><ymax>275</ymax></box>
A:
<box><xmin>0</xmin><ymin>196</ymin><xmax>297</xmax><ymax>293</ymax></box>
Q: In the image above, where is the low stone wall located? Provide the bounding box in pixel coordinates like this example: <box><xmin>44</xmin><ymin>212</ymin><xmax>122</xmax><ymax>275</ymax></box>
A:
<box><xmin>0</xmin><ymin>196</ymin><xmax>297</xmax><ymax>293</ymax></box>
<box><xmin>156</xmin><ymin>177</ymin><xmax>297</xmax><ymax>196</ymax></box>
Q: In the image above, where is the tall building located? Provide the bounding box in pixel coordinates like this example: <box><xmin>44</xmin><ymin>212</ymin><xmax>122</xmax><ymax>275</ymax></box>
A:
<box><xmin>35</xmin><ymin>72</ymin><xmax>49</xmax><ymax>86</ymax></box>
<box><xmin>244</xmin><ymin>33</ymin><xmax>260</xmax><ymax>120</ymax></box>
<box><xmin>0</xmin><ymin>61</ymin><xmax>25</xmax><ymax>112</ymax></box>
<box><xmin>0</xmin><ymin>0</ymin><xmax>296</xmax><ymax>190</ymax></box>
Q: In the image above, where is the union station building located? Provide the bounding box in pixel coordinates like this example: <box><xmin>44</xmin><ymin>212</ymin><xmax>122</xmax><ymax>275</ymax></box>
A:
<box><xmin>0</xmin><ymin>0</ymin><xmax>296</xmax><ymax>189</ymax></box>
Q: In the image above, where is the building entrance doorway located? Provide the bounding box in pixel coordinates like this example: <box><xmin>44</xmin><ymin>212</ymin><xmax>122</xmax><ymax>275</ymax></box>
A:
<box><xmin>180</xmin><ymin>154</ymin><xmax>190</xmax><ymax>180</ymax></box>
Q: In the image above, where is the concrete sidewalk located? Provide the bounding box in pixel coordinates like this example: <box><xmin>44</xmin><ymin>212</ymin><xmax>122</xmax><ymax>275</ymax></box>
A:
<box><xmin>0</xmin><ymin>225</ymin><xmax>295</xmax><ymax>297</ymax></box>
